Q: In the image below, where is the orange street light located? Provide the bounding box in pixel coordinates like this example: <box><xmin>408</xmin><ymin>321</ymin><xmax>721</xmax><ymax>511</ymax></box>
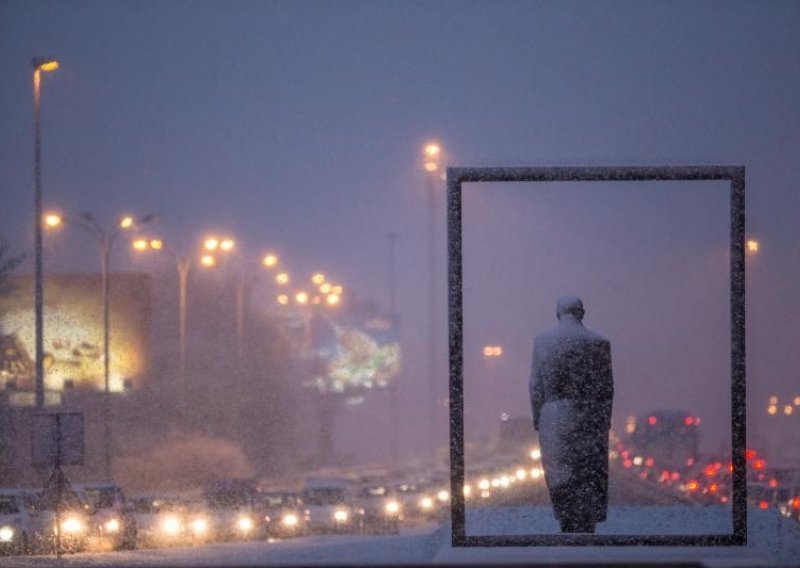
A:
<box><xmin>200</xmin><ymin>254</ymin><xmax>216</xmax><ymax>267</ymax></box>
<box><xmin>277</xmin><ymin>294</ymin><xmax>289</xmax><ymax>305</ymax></box>
<box><xmin>132</xmin><ymin>239</ymin><xmax>149</xmax><ymax>251</ymax></box>
<box><xmin>747</xmin><ymin>239</ymin><xmax>759</xmax><ymax>254</ymax></box>
<box><xmin>295</xmin><ymin>291</ymin><xmax>309</xmax><ymax>305</ymax></box>
<box><xmin>119</xmin><ymin>215</ymin><xmax>135</xmax><ymax>229</ymax></box>
<box><xmin>220</xmin><ymin>238</ymin><xmax>235</xmax><ymax>252</ymax></box>
<box><xmin>276</xmin><ymin>273</ymin><xmax>289</xmax><ymax>285</ymax></box>
<box><xmin>326</xmin><ymin>293</ymin><xmax>340</xmax><ymax>306</ymax></box>
<box><xmin>149</xmin><ymin>239</ymin><xmax>164</xmax><ymax>250</ymax></box>
<box><xmin>262</xmin><ymin>254</ymin><xmax>278</xmax><ymax>268</ymax></box>
<box><xmin>319</xmin><ymin>282</ymin><xmax>332</xmax><ymax>294</ymax></box>
<box><xmin>311</xmin><ymin>273</ymin><xmax>325</xmax><ymax>285</ymax></box>
<box><xmin>203</xmin><ymin>237</ymin><xmax>220</xmax><ymax>251</ymax></box>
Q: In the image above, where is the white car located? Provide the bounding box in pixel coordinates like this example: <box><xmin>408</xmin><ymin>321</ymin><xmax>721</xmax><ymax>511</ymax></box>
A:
<box><xmin>73</xmin><ymin>482</ymin><xmax>137</xmax><ymax>550</ymax></box>
<box><xmin>0</xmin><ymin>489</ymin><xmax>38</xmax><ymax>555</ymax></box>
<box><xmin>301</xmin><ymin>478</ymin><xmax>358</xmax><ymax>534</ymax></box>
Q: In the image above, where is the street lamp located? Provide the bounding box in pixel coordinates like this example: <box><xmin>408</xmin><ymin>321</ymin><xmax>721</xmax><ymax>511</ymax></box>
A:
<box><xmin>132</xmin><ymin>237</ymin><xmax>197</xmax><ymax>417</ymax></box>
<box><xmin>45</xmin><ymin>210</ymin><xmax>154</xmax><ymax>478</ymax></box>
<box><xmin>423</xmin><ymin>140</ymin><xmax>444</xmax><ymax>457</ymax></box>
<box><xmin>32</xmin><ymin>56</ymin><xmax>59</xmax><ymax>409</ymax></box>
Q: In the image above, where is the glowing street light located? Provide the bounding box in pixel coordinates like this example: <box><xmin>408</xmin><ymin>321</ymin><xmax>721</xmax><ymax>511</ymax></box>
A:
<box><xmin>220</xmin><ymin>238</ymin><xmax>235</xmax><ymax>252</ymax></box>
<box><xmin>295</xmin><ymin>291</ymin><xmax>309</xmax><ymax>305</ymax></box>
<box><xmin>311</xmin><ymin>273</ymin><xmax>326</xmax><ymax>285</ymax></box>
<box><xmin>44</xmin><ymin>212</ymin><xmax>63</xmax><ymax>228</ymax></box>
<box><xmin>203</xmin><ymin>237</ymin><xmax>220</xmax><ymax>251</ymax></box>
<box><xmin>746</xmin><ymin>239</ymin><xmax>760</xmax><ymax>254</ymax></box>
<box><xmin>262</xmin><ymin>254</ymin><xmax>278</xmax><ymax>267</ymax></box>
<box><xmin>483</xmin><ymin>345</ymin><xmax>503</xmax><ymax>357</ymax></box>
<box><xmin>423</xmin><ymin>143</ymin><xmax>441</xmax><ymax>172</ymax></box>
<box><xmin>200</xmin><ymin>254</ymin><xmax>216</xmax><ymax>267</ymax></box>
<box><xmin>326</xmin><ymin>293</ymin><xmax>340</xmax><ymax>306</ymax></box>
<box><xmin>276</xmin><ymin>273</ymin><xmax>289</xmax><ymax>285</ymax></box>
<box><xmin>319</xmin><ymin>282</ymin><xmax>332</xmax><ymax>294</ymax></box>
<box><xmin>277</xmin><ymin>294</ymin><xmax>289</xmax><ymax>305</ymax></box>
<box><xmin>119</xmin><ymin>215</ymin><xmax>134</xmax><ymax>229</ymax></box>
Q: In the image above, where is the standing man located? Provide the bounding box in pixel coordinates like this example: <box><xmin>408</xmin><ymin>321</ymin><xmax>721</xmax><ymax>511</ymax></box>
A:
<box><xmin>530</xmin><ymin>296</ymin><xmax>614</xmax><ymax>533</ymax></box>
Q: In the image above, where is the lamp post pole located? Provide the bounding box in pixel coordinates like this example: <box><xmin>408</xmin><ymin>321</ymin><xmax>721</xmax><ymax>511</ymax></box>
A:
<box><xmin>32</xmin><ymin>57</ymin><xmax>59</xmax><ymax>409</ymax></box>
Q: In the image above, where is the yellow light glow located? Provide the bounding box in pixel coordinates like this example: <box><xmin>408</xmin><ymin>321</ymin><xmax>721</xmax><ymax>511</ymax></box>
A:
<box><xmin>204</xmin><ymin>238</ymin><xmax>219</xmax><ymax>251</ymax></box>
<box><xmin>295</xmin><ymin>291</ymin><xmax>309</xmax><ymax>305</ymax></box>
<box><xmin>333</xmin><ymin>510</ymin><xmax>348</xmax><ymax>523</ymax></box>
<box><xmin>61</xmin><ymin>517</ymin><xmax>83</xmax><ymax>534</ymax></box>
<box><xmin>282</xmin><ymin>514</ymin><xmax>298</xmax><ymax>527</ymax></box>
<box><xmin>263</xmin><ymin>254</ymin><xmax>278</xmax><ymax>267</ymax></box>
<box><xmin>419</xmin><ymin>497</ymin><xmax>434</xmax><ymax>510</ymax></box>
<box><xmin>747</xmin><ymin>240</ymin><xmax>759</xmax><ymax>253</ymax></box>
<box><xmin>332</xmin><ymin>285</ymin><xmax>343</xmax><ymax>295</ymax></box>
<box><xmin>767</xmin><ymin>405</ymin><xmax>777</xmax><ymax>415</ymax></box>
<box><xmin>385</xmin><ymin>500</ymin><xmax>400</xmax><ymax>514</ymax></box>
<box><xmin>478</xmin><ymin>479</ymin><xmax>490</xmax><ymax>491</ymax></box>
<box><xmin>39</xmin><ymin>60</ymin><xmax>60</xmax><ymax>72</ymax></box>
<box><xmin>311</xmin><ymin>273</ymin><xmax>325</xmax><ymax>285</ymax></box>
<box><xmin>44</xmin><ymin>213</ymin><xmax>63</xmax><ymax>228</ymax></box>
<box><xmin>493</xmin><ymin>346</ymin><xmax>503</xmax><ymax>356</ymax></box>
<box><xmin>463</xmin><ymin>485</ymin><xmax>472</xmax><ymax>497</ymax></box>
<box><xmin>437</xmin><ymin>490</ymin><xmax>449</xmax><ymax>502</ymax></box>
<box><xmin>132</xmin><ymin>239</ymin><xmax>148</xmax><ymax>251</ymax></box>
<box><xmin>515</xmin><ymin>469</ymin><xmax>527</xmax><ymax>480</ymax></box>
<box><xmin>200</xmin><ymin>254</ymin><xmax>216</xmax><ymax>267</ymax></box>
<box><xmin>149</xmin><ymin>239</ymin><xmax>163</xmax><ymax>250</ymax></box>
<box><xmin>483</xmin><ymin>346</ymin><xmax>493</xmax><ymax>357</ymax></box>
<box><xmin>119</xmin><ymin>216</ymin><xmax>134</xmax><ymax>229</ymax></box>
<box><xmin>220</xmin><ymin>238</ymin><xmax>235</xmax><ymax>252</ymax></box>
<box><xmin>795</xmin><ymin>396</ymin><xmax>800</xmax><ymax>406</ymax></box>
<box><xmin>424</xmin><ymin>144</ymin><xmax>440</xmax><ymax>157</ymax></box>
<box><xmin>424</xmin><ymin>161</ymin><xmax>438</xmax><ymax>172</ymax></box>
<box><xmin>784</xmin><ymin>405</ymin><xmax>794</xmax><ymax>416</ymax></box>
<box><xmin>319</xmin><ymin>282</ymin><xmax>332</xmax><ymax>294</ymax></box>
<box><xmin>326</xmin><ymin>294</ymin><xmax>340</xmax><ymax>306</ymax></box>
<box><xmin>277</xmin><ymin>294</ymin><xmax>289</xmax><ymax>305</ymax></box>
<box><xmin>190</xmin><ymin>518</ymin><xmax>207</xmax><ymax>534</ymax></box>
<box><xmin>276</xmin><ymin>273</ymin><xmax>289</xmax><ymax>285</ymax></box>
<box><xmin>237</xmin><ymin>516</ymin><xmax>254</xmax><ymax>532</ymax></box>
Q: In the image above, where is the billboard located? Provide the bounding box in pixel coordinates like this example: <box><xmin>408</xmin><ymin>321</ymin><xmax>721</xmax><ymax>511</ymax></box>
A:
<box><xmin>0</xmin><ymin>273</ymin><xmax>151</xmax><ymax>402</ymax></box>
<box><xmin>301</xmin><ymin>303</ymin><xmax>401</xmax><ymax>401</ymax></box>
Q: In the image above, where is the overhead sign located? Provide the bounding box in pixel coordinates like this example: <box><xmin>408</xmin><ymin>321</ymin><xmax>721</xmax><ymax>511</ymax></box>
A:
<box><xmin>32</xmin><ymin>412</ymin><xmax>85</xmax><ymax>467</ymax></box>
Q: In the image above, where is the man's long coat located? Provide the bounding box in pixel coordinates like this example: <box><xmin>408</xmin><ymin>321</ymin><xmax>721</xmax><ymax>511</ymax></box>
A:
<box><xmin>530</xmin><ymin>316</ymin><xmax>614</xmax><ymax>524</ymax></box>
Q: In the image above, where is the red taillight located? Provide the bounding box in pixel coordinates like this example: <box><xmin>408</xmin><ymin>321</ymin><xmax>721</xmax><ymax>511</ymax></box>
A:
<box><xmin>645</xmin><ymin>457</ymin><xmax>654</xmax><ymax>468</ymax></box>
<box><xmin>687</xmin><ymin>481</ymin><xmax>699</xmax><ymax>491</ymax></box>
<box><xmin>759</xmin><ymin>501</ymin><xmax>769</xmax><ymax>510</ymax></box>
<box><xmin>684</xmin><ymin>416</ymin><xmax>693</xmax><ymax>426</ymax></box>
<box><xmin>768</xmin><ymin>479</ymin><xmax>778</xmax><ymax>488</ymax></box>
<box><xmin>671</xmin><ymin>472</ymin><xmax>680</xmax><ymax>481</ymax></box>
<box><xmin>623</xmin><ymin>459</ymin><xmax>632</xmax><ymax>468</ymax></box>
<box><xmin>648</xmin><ymin>416</ymin><xmax>657</xmax><ymax>425</ymax></box>
<box><xmin>686</xmin><ymin>457</ymin><xmax>695</xmax><ymax>467</ymax></box>
<box><xmin>792</xmin><ymin>498</ymin><xmax>800</xmax><ymax>510</ymax></box>
<box><xmin>709</xmin><ymin>483</ymin><xmax>718</xmax><ymax>493</ymax></box>
<box><xmin>705</xmin><ymin>465</ymin><xmax>717</xmax><ymax>477</ymax></box>
<box><xmin>745</xmin><ymin>449</ymin><xmax>757</xmax><ymax>460</ymax></box>
<box><xmin>753</xmin><ymin>459</ymin><xmax>766</xmax><ymax>471</ymax></box>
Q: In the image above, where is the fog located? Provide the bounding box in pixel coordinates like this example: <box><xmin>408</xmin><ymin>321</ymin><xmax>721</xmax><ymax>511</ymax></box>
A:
<box><xmin>1</xmin><ymin>0</ymin><xmax>799</xmax><ymax>492</ymax></box>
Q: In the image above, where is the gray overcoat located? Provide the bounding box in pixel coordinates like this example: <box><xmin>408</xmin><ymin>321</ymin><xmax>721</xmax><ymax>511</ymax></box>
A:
<box><xmin>530</xmin><ymin>316</ymin><xmax>614</xmax><ymax>524</ymax></box>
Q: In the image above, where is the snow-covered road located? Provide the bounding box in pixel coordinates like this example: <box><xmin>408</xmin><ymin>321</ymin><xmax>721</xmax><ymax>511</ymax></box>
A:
<box><xmin>1</xmin><ymin>508</ymin><xmax>798</xmax><ymax>567</ymax></box>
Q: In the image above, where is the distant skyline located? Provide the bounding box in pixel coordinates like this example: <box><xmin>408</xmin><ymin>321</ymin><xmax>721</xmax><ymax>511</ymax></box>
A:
<box><xmin>2</xmin><ymin>0</ymin><xmax>799</xmax><ymax>460</ymax></box>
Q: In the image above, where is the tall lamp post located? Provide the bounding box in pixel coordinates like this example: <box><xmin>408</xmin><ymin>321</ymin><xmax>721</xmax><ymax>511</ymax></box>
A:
<box><xmin>45</xmin><ymin>211</ymin><xmax>154</xmax><ymax>479</ymax></box>
<box><xmin>32</xmin><ymin>56</ymin><xmax>59</xmax><ymax>409</ymax></box>
<box><xmin>132</xmin><ymin>237</ymin><xmax>195</xmax><ymax>418</ymax></box>
<box><xmin>423</xmin><ymin>142</ymin><xmax>442</xmax><ymax>459</ymax></box>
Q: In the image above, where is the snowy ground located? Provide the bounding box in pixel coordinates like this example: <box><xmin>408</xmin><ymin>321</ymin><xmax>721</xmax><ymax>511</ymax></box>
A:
<box><xmin>1</xmin><ymin>509</ymin><xmax>797</xmax><ymax>567</ymax></box>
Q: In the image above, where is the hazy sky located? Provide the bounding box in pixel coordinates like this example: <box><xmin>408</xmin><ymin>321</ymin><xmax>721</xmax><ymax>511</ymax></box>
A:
<box><xmin>2</xmin><ymin>0</ymin><xmax>799</xmax><ymax>460</ymax></box>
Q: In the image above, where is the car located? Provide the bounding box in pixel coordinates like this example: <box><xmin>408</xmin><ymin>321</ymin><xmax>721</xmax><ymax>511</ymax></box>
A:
<box><xmin>259</xmin><ymin>492</ymin><xmax>308</xmax><ymax>539</ymax></box>
<box><xmin>130</xmin><ymin>496</ymin><xmax>189</xmax><ymax>548</ymax></box>
<box><xmin>203</xmin><ymin>479</ymin><xmax>261</xmax><ymax>541</ymax></box>
<box><xmin>301</xmin><ymin>478</ymin><xmax>358</xmax><ymax>534</ymax></box>
<box><xmin>353</xmin><ymin>484</ymin><xmax>402</xmax><ymax>534</ymax></box>
<box><xmin>28</xmin><ymin>481</ymin><xmax>89</xmax><ymax>554</ymax></box>
<box><xmin>0</xmin><ymin>489</ymin><xmax>38</xmax><ymax>555</ymax></box>
<box><xmin>73</xmin><ymin>482</ymin><xmax>137</xmax><ymax>551</ymax></box>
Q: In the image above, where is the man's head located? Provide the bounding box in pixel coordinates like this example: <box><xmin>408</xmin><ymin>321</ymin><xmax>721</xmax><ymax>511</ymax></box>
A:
<box><xmin>556</xmin><ymin>295</ymin><xmax>584</xmax><ymax>321</ymax></box>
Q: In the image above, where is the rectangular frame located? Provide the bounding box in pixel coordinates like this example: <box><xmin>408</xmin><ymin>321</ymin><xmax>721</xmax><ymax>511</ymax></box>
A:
<box><xmin>447</xmin><ymin>165</ymin><xmax>746</xmax><ymax>546</ymax></box>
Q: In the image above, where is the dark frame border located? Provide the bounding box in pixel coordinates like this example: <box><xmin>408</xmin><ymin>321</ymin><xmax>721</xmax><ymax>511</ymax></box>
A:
<box><xmin>447</xmin><ymin>166</ymin><xmax>746</xmax><ymax>547</ymax></box>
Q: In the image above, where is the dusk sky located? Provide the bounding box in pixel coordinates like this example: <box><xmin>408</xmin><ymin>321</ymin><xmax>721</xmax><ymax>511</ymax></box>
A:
<box><xmin>2</xmin><ymin>0</ymin><xmax>799</xmax><ymax>462</ymax></box>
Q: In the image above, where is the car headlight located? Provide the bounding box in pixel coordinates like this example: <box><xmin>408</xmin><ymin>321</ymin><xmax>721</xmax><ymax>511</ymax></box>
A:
<box><xmin>419</xmin><ymin>497</ymin><xmax>434</xmax><ymax>510</ymax></box>
<box><xmin>0</xmin><ymin>526</ymin><xmax>14</xmax><ymax>542</ymax></box>
<box><xmin>281</xmin><ymin>513</ymin><xmax>299</xmax><ymax>527</ymax></box>
<box><xmin>237</xmin><ymin>516</ymin><xmax>254</xmax><ymax>532</ymax></box>
<box><xmin>190</xmin><ymin>518</ymin><xmax>208</xmax><ymax>535</ymax></box>
<box><xmin>162</xmin><ymin>515</ymin><xmax>181</xmax><ymax>536</ymax></box>
<box><xmin>385</xmin><ymin>500</ymin><xmax>400</xmax><ymax>515</ymax></box>
<box><xmin>104</xmin><ymin>518</ymin><xmax>120</xmax><ymax>533</ymax></box>
<box><xmin>61</xmin><ymin>516</ymin><xmax>84</xmax><ymax>534</ymax></box>
<box><xmin>333</xmin><ymin>510</ymin><xmax>348</xmax><ymax>523</ymax></box>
